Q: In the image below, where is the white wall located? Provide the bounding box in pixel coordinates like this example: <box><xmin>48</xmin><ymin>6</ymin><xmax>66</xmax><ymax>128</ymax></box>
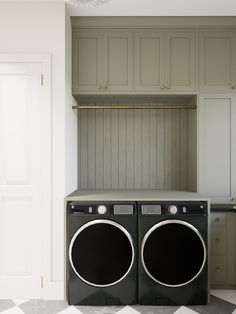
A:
<box><xmin>68</xmin><ymin>0</ymin><xmax>236</xmax><ymax>16</ymax></box>
<box><xmin>0</xmin><ymin>1</ymin><xmax>76</xmax><ymax>299</ymax></box>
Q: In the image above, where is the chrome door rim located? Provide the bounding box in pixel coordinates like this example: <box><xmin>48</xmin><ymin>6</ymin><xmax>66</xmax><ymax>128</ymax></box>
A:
<box><xmin>69</xmin><ymin>219</ymin><xmax>135</xmax><ymax>287</ymax></box>
<box><xmin>141</xmin><ymin>219</ymin><xmax>207</xmax><ymax>287</ymax></box>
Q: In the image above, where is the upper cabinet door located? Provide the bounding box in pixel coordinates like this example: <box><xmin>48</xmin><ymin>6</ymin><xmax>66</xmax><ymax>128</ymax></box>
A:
<box><xmin>102</xmin><ymin>31</ymin><xmax>132</xmax><ymax>92</ymax></box>
<box><xmin>72</xmin><ymin>31</ymin><xmax>103</xmax><ymax>93</ymax></box>
<box><xmin>199</xmin><ymin>32</ymin><xmax>236</xmax><ymax>92</ymax></box>
<box><xmin>134</xmin><ymin>32</ymin><xmax>165</xmax><ymax>92</ymax></box>
<box><xmin>165</xmin><ymin>32</ymin><xmax>196</xmax><ymax>92</ymax></box>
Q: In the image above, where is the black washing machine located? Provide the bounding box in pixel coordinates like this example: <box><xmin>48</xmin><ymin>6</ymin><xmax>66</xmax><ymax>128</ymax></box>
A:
<box><xmin>66</xmin><ymin>201</ymin><xmax>137</xmax><ymax>305</ymax></box>
<box><xmin>138</xmin><ymin>201</ymin><xmax>209</xmax><ymax>305</ymax></box>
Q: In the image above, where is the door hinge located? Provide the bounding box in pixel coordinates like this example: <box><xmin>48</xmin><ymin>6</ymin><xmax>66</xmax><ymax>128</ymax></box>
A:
<box><xmin>41</xmin><ymin>276</ymin><xmax>44</xmax><ymax>288</ymax></box>
<box><xmin>41</xmin><ymin>74</ymin><xmax>44</xmax><ymax>86</ymax></box>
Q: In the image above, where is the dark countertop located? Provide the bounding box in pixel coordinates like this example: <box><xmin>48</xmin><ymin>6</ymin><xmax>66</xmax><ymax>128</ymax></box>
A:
<box><xmin>211</xmin><ymin>204</ymin><xmax>236</xmax><ymax>213</ymax></box>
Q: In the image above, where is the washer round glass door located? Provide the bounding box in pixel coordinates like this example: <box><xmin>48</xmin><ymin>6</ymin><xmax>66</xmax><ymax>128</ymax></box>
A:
<box><xmin>141</xmin><ymin>219</ymin><xmax>206</xmax><ymax>287</ymax></box>
<box><xmin>69</xmin><ymin>219</ymin><xmax>134</xmax><ymax>287</ymax></box>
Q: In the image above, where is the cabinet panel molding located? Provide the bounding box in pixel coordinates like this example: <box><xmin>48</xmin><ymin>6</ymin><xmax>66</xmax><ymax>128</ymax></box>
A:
<box><xmin>199</xmin><ymin>32</ymin><xmax>236</xmax><ymax>93</ymax></box>
<box><xmin>165</xmin><ymin>32</ymin><xmax>196</xmax><ymax>92</ymax></box>
<box><xmin>134</xmin><ymin>31</ymin><xmax>165</xmax><ymax>92</ymax></box>
<box><xmin>72</xmin><ymin>31</ymin><xmax>102</xmax><ymax>92</ymax></box>
<box><xmin>103</xmin><ymin>32</ymin><xmax>132</xmax><ymax>92</ymax></box>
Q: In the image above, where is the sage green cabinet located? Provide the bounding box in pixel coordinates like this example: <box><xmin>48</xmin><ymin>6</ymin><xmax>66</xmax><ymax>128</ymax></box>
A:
<box><xmin>72</xmin><ymin>30</ymin><xmax>132</xmax><ymax>93</ymax></box>
<box><xmin>134</xmin><ymin>31</ymin><xmax>196</xmax><ymax>92</ymax></box>
<box><xmin>198</xmin><ymin>95</ymin><xmax>236</xmax><ymax>204</ymax></box>
<box><xmin>210</xmin><ymin>213</ymin><xmax>236</xmax><ymax>287</ymax></box>
<box><xmin>134</xmin><ymin>31</ymin><xmax>165</xmax><ymax>92</ymax></box>
<box><xmin>199</xmin><ymin>32</ymin><xmax>236</xmax><ymax>92</ymax></box>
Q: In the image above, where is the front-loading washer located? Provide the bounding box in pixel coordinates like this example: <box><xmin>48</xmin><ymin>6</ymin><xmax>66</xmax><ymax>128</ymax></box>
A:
<box><xmin>138</xmin><ymin>201</ymin><xmax>209</xmax><ymax>305</ymax></box>
<box><xmin>66</xmin><ymin>201</ymin><xmax>137</xmax><ymax>305</ymax></box>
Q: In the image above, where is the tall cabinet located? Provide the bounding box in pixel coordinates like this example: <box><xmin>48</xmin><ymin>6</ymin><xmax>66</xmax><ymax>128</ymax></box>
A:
<box><xmin>198</xmin><ymin>95</ymin><xmax>236</xmax><ymax>203</ymax></box>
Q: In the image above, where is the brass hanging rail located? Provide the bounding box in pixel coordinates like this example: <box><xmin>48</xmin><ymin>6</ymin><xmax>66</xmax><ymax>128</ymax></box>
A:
<box><xmin>72</xmin><ymin>104</ymin><xmax>196</xmax><ymax>110</ymax></box>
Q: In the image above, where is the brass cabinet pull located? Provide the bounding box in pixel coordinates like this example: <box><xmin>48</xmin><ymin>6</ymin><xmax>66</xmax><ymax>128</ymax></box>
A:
<box><xmin>160</xmin><ymin>84</ymin><xmax>165</xmax><ymax>90</ymax></box>
<box><xmin>214</xmin><ymin>217</ymin><xmax>220</xmax><ymax>223</ymax></box>
<box><xmin>104</xmin><ymin>85</ymin><xmax>108</xmax><ymax>90</ymax></box>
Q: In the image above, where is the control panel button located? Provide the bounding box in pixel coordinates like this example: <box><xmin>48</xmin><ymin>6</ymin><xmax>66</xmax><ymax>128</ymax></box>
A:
<box><xmin>168</xmin><ymin>205</ymin><xmax>178</xmax><ymax>215</ymax></box>
<box><xmin>97</xmin><ymin>205</ymin><xmax>107</xmax><ymax>215</ymax></box>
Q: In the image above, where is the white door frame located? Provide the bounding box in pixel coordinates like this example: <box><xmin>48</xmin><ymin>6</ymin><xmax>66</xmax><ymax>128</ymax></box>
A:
<box><xmin>0</xmin><ymin>53</ymin><xmax>52</xmax><ymax>298</ymax></box>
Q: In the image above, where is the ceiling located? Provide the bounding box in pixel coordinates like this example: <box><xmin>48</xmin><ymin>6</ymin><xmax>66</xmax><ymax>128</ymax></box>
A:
<box><xmin>67</xmin><ymin>0</ymin><xmax>236</xmax><ymax>16</ymax></box>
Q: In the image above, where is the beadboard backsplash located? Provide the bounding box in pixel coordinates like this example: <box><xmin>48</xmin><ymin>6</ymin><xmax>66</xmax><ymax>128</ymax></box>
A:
<box><xmin>77</xmin><ymin>103</ymin><xmax>197</xmax><ymax>191</ymax></box>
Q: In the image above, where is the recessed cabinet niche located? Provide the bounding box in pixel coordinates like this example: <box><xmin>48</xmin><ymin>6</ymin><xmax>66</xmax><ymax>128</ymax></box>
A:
<box><xmin>134</xmin><ymin>31</ymin><xmax>196</xmax><ymax>92</ymax></box>
<box><xmin>77</xmin><ymin>99</ymin><xmax>197</xmax><ymax>191</ymax></box>
<box><xmin>72</xmin><ymin>30</ymin><xmax>132</xmax><ymax>93</ymax></box>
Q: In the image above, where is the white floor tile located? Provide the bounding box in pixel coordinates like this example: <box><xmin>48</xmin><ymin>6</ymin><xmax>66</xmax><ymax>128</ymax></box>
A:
<box><xmin>174</xmin><ymin>306</ymin><xmax>199</xmax><ymax>314</ymax></box>
<box><xmin>12</xmin><ymin>299</ymin><xmax>29</xmax><ymax>306</ymax></box>
<box><xmin>116</xmin><ymin>305</ymin><xmax>141</xmax><ymax>314</ymax></box>
<box><xmin>1</xmin><ymin>306</ymin><xmax>24</xmax><ymax>314</ymax></box>
<box><xmin>57</xmin><ymin>306</ymin><xmax>83</xmax><ymax>314</ymax></box>
<box><xmin>211</xmin><ymin>289</ymin><xmax>236</xmax><ymax>305</ymax></box>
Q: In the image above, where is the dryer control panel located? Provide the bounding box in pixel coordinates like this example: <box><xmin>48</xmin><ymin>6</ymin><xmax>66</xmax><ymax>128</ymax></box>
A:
<box><xmin>69</xmin><ymin>202</ymin><xmax>136</xmax><ymax>215</ymax></box>
<box><xmin>140</xmin><ymin>202</ymin><xmax>207</xmax><ymax>215</ymax></box>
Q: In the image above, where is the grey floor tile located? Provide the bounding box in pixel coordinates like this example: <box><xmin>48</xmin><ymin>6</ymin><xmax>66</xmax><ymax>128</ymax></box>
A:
<box><xmin>19</xmin><ymin>299</ymin><xmax>68</xmax><ymax>314</ymax></box>
<box><xmin>0</xmin><ymin>299</ymin><xmax>16</xmax><ymax>312</ymax></box>
<box><xmin>75</xmin><ymin>306</ymin><xmax>125</xmax><ymax>314</ymax></box>
<box><xmin>189</xmin><ymin>295</ymin><xmax>236</xmax><ymax>314</ymax></box>
<box><xmin>132</xmin><ymin>305</ymin><xmax>180</xmax><ymax>314</ymax></box>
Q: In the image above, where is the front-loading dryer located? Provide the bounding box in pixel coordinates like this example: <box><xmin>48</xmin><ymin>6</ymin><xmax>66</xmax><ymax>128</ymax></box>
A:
<box><xmin>66</xmin><ymin>201</ymin><xmax>137</xmax><ymax>305</ymax></box>
<box><xmin>138</xmin><ymin>201</ymin><xmax>209</xmax><ymax>305</ymax></box>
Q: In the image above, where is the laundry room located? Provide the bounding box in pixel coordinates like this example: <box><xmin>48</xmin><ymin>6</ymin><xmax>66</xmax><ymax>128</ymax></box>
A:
<box><xmin>1</xmin><ymin>1</ymin><xmax>236</xmax><ymax>314</ymax></box>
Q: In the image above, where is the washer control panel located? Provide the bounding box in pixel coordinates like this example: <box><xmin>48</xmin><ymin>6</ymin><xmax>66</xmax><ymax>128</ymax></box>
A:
<box><xmin>69</xmin><ymin>202</ymin><xmax>135</xmax><ymax>215</ymax></box>
<box><xmin>141</xmin><ymin>202</ymin><xmax>207</xmax><ymax>215</ymax></box>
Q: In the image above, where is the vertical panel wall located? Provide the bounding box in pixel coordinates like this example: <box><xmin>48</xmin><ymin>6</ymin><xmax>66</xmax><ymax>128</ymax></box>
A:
<box><xmin>77</xmin><ymin>103</ymin><xmax>196</xmax><ymax>191</ymax></box>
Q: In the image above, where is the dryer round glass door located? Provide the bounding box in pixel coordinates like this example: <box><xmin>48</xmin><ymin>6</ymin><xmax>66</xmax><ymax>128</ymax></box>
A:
<box><xmin>141</xmin><ymin>219</ymin><xmax>206</xmax><ymax>287</ymax></box>
<box><xmin>69</xmin><ymin>219</ymin><xmax>134</xmax><ymax>287</ymax></box>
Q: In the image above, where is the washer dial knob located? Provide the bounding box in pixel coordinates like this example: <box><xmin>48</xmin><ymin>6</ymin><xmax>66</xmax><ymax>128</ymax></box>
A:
<box><xmin>168</xmin><ymin>205</ymin><xmax>178</xmax><ymax>215</ymax></box>
<box><xmin>97</xmin><ymin>205</ymin><xmax>107</xmax><ymax>215</ymax></box>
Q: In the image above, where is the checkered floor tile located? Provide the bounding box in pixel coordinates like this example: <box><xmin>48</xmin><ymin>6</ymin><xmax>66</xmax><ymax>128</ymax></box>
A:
<box><xmin>0</xmin><ymin>291</ymin><xmax>236</xmax><ymax>314</ymax></box>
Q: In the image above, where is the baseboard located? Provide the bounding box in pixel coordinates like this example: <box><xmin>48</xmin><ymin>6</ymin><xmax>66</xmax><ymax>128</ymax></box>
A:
<box><xmin>43</xmin><ymin>281</ymin><xmax>64</xmax><ymax>300</ymax></box>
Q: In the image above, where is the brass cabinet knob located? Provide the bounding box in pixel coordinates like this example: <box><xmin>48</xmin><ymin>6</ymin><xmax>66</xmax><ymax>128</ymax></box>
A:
<box><xmin>160</xmin><ymin>84</ymin><xmax>165</xmax><ymax>90</ymax></box>
<box><xmin>231</xmin><ymin>85</ymin><xmax>236</xmax><ymax>89</ymax></box>
<box><xmin>104</xmin><ymin>85</ymin><xmax>108</xmax><ymax>90</ymax></box>
<box><xmin>214</xmin><ymin>217</ymin><xmax>220</xmax><ymax>223</ymax></box>
<box><xmin>215</xmin><ymin>267</ymin><xmax>220</xmax><ymax>273</ymax></box>
<box><xmin>232</xmin><ymin>197</ymin><xmax>236</xmax><ymax>202</ymax></box>
<box><xmin>166</xmin><ymin>85</ymin><xmax>170</xmax><ymax>90</ymax></box>
<box><xmin>97</xmin><ymin>84</ymin><xmax>102</xmax><ymax>90</ymax></box>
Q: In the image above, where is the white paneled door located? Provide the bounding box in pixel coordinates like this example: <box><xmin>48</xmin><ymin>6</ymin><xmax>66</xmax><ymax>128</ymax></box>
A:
<box><xmin>0</xmin><ymin>55</ymin><xmax>51</xmax><ymax>298</ymax></box>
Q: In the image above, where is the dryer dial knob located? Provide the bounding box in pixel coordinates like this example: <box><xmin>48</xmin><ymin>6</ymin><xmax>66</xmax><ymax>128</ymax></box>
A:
<box><xmin>168</xmin><ymin>205</ymin><xmax>178</xmax><ymax>215</ymax></box>
<box><xmin>97</xmin><ymin>205</ymin><xmax>107</xmax><ymax>215</ymax></box>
